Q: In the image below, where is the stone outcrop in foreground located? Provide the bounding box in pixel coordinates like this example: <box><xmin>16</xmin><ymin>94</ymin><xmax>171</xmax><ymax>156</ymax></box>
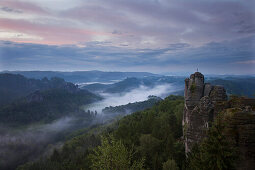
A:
<box><xmin>183</xmin><ymin>72</ymin><xmax>227</xmax><ymax>153</ymax></box>
<box><xmin>183</xmin><ymin>72</ymin><xmax>255</xmax><ymax>170</ymax></box>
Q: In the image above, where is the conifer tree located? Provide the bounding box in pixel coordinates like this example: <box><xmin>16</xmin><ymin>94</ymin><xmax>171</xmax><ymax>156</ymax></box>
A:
<box><xmin>188</xmin><ymin>116</ymin><xmax>238</xmax><ymax>170</ymax></box>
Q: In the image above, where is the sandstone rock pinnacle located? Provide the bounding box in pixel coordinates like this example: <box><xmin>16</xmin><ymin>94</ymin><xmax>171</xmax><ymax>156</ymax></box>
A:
<box><xmin>183</xmin><ymin>72</ymin><xmax>227</xmax><ymax>153</ymax></box>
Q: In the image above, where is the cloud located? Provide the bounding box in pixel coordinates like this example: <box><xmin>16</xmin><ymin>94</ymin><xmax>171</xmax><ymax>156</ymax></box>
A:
<box><xmin>0</xmin><ymin>0</ymin><xmax>48</xmax><ymax>15</ymax></box>
<box><xmin>86</xmin><ymin>84</ymin><xmax>179</xmax><ymax>113</ymax></box>
<box><xmin>0</xmin><ymin>18</ymin><xmax>112</xmax><ymax>44</ymax></box>
<box><xmin>0</xmin><ymin>117</ymin><xmax>75</xmax><ymax>169</ymax></box>
<box><xmin>0</xmin><ymin>0</ymin><xmax>254</xmax><ymax>74</ymax></box>
<box><xmin>0</xmin><ymin>6</ymin><xmax>22</xmax><ymax>13</ymax></box>
<box><xmin>0</xmin><ymin>35</ymin><xmax>254</xmax><ymax>74</ymax></box>
<box><xmin>0</xmin><ymin>0</ymin><xmax>254</xmax><ymax>47</ymax></box>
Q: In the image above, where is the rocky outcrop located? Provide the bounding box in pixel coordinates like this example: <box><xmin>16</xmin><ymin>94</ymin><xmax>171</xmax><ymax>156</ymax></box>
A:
<box><xmin>183</xmin><ymin>72</ymin><xmax>227</xmax><ymax>153</ymax></box>
<box><xmin>224</xmin><ymin>111</ymin><xmax>255</xmax><ymax>170</ymax></box>
<box><xmin>183</xmin><ymin>72</ymin><xmax>255</xmax><ymax>170</ymax></box>
<box><xmin>26</xmin><ymin>90</ymin><xmax>43</xmax><ymax>103</ymax></box>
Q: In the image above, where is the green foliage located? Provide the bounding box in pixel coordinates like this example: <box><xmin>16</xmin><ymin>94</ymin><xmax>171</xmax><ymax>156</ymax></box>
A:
<box><xmin>18</xmin><ymin>133</ymin><xmax>101</xmax><ymax>170</ymax></box>
<box><xmin>89</xmin><ymin>135</ymin><xmax>144</xmax><ymax>170</ymax></box>
<box><xmin>162</xmin><ymin>159</ymin><xmax>179</xmax><ymax>170</ymax></box>
<box><xmin>0</xmin><ymin>73</ymin><xmax>92</xmax><ymax>106</ymax></box>
<box><xmin>114</xmin><ymin>95</ymin><xmax>185</xmax><ymax>169</ymax></box>
<box><xmin>18</xmin><ymin>95</ymin><xmax>185</xmax><ymax>170</ymax></box>
<box><xmin>0</xmin><ymin>89</ymin><xmax>100</xmax><ymax>126</ymax></box>
<box><xmin>138</xmin><ymin>134</ymin><xmax>161</xmax><ymax>156</ymax></box>
<box><xmin>187</xmin><ymin>117</ymin><xmax>238</xmax><ymax>170</ymax></box>
<box><xmin>190</xmin><ymin>82</ymin><xmax>196</xmax><ymax>93</ymax></box>
<box><xmin>229</xmin><ymin>95</ymin><xmax>243</xmax><ymax>108</ymax></box>
<box><xmin>18</xmin><ymin>94</ymin><xmax>245</xmax><ymax>170</ymax></box>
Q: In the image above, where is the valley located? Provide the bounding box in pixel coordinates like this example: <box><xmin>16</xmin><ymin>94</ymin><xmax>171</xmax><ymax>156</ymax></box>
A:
<box><xmin>0</xmin><ymin>71</ymin><xmax>254</xmax><ymax>170</ymax></box>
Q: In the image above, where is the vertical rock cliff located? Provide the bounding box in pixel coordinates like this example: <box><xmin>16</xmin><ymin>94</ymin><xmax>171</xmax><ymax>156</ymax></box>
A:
<box><xmin>183</xmin><ymin>72</ymin><xmax>227</xmax><ymax>153</ymax></box>
<box><xmin>183</xmin><ymin>72</ymin><xmax>255</xmax><ymax>170</ymax></box>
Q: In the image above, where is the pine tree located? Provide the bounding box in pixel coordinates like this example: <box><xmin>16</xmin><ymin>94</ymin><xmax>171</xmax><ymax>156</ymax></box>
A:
<box><xmin>188</xmin><ymin>116</ymin><xmax>238</xmax><ymax>170</ymax></box>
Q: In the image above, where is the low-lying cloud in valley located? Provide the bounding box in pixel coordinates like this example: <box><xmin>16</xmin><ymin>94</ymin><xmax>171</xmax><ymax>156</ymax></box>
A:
<box><xmin>0</xmin><ymin>83</ymin><xmax>181</xmax><ymax>169</ymax></box>
<box><xmin>0</xmin><ymin>117</ymin><xmax>84</xmax><ymax>170</ymax></box>
<box><xmin>86</xmin><ymin>84</ymin><xmax>181</xmax><ymax>113</ymax></box>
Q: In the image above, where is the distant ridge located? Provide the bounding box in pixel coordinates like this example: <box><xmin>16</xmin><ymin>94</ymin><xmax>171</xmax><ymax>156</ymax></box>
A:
<box><xmin>1</xmin><ymin>70</ymin><xmax>158</xmax><ymax>83</ymax></box>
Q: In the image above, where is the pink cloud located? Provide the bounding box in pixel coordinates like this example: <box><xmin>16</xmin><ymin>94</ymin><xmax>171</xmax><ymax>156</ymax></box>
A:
<box><xmin>0</xmin><ymin>0</ymin><xmax>48</xmax><ymax>15</ymax></box>
<box><xmin>0</xmin><ymin>18</ymin><xmax>111</xmax><ymax>45</ymax></box>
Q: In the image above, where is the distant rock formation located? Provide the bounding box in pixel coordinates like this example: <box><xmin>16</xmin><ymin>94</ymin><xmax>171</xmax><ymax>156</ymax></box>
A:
<box><xmin>183</xmin><ymin>72</ymin><xmax>255</xmax><ymax>170</ymax></box>
<box><xmin>26</xmin><ymin>90</ymin><xmax>44</xmax><ymax>103</ymax></box>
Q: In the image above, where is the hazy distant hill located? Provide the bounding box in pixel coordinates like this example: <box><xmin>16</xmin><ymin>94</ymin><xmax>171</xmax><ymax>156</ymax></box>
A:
<box><xmin>0</xmin><ymin>88</ymin><xmax>101</xmax><ymax>126</ymax></box>
<box><xmin>208</xmin><ymin>78</ymin><xmax>255</xmax><ymax>97</ymax></box>
<box><xmin>2</xmin><ymin>71</ymin><xmax>157</xmax><ymax>83</ymax></box>
<box><xmin>82</xmin><ymin>75</ymin><xmax>255</xmax><ymax>98</ymax></box>
<box><xmin>0</xmin><ymin>74</ymin><xmax>103</xmax><ymax>170</ymax></box>
<box><xmin>102</xmin><ymin>96</ymin><xmax>162</xmax><ymax>115</ymax></box>
<box><xmin>0</xmin><ymin>73</ymin><xmax>102</xmax><ymax>125</ymax></box>
<box><xmin>0</xmin><ymin>73</ymin><xmax>83</xmax><ymax>106</ymax></box>
<box><xmin>83</xmin><ymin>76</ymin><xmax>185</xmax><ymax>94</ymax></box>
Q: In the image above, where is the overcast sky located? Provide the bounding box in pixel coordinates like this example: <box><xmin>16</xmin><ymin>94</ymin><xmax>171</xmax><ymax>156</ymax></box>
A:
<box><xmin>0</xmin><ymin>0</ymin><xmax>254</xmax><ymax>74</ymax></box>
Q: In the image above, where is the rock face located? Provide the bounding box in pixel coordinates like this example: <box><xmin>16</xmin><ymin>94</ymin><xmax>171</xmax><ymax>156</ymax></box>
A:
<box><xmin>183</xmin><ymin>72</ymin><xmax>255</xmax><ymax>170</ymax></box>
<box><xmin>183</xmin><ymin>72</ymin><xmax>227</xmax><ymax>153</ymax></box>
<box><xmin>225</xmin><ymin>111</ymin><xmax>255</xmax><ymax>170</ymax></box>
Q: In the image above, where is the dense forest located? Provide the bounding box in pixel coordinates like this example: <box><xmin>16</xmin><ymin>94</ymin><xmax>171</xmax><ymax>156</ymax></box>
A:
<box><xmin>0</xmin><ymin>73</ymin><xmax>97</xmax><ymax>106</ymax></box>
<box><xmin>0</xmin><ymin>73</ymin><xmax>254</xmax><ymax>170</ymax></box>
<box><xmin>0</xmin><ymin>88</ymin><xmax>100</xmax><ymax>126</ymax></box>
<box><xmin>17</xmin><ymin>95</ymin><xmax>185</xmax><ymax>170</ymax></box>
<box><xmin>18</xmin><ymin>95</ymin><xmax>253</xmax><ymax>170</ymax></box>
<box><xmin>0</xmin><ymin>74</ymin><xmax>102</xmax><ymax>170</ymax></box>
<box><xmin>0</xmin><ymin>74</ymin><xmax>101</xmax><ymax>127</ymax></box>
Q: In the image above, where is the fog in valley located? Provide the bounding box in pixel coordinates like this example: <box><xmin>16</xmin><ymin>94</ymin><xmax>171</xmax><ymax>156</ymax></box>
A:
<box><xmin>0</xmin><ymin>117</ymin><xmax>81</xmax><ymax>169</ymax></box>
<box><xmin>85</xmin><ymin>83</ymin><xmax>180</xmax><ymax>113</ymax></box>
<box><xmin>0</xmin><ymin>82</ymin><xmax>181</xmax><ymax>169</ymax></box>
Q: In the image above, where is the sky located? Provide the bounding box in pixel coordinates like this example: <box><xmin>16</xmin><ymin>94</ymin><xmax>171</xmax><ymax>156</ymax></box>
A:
<box><xmin>0</xmin><ymin>0</ymin><xmax>254</xmax><ymax>74</ymax></box>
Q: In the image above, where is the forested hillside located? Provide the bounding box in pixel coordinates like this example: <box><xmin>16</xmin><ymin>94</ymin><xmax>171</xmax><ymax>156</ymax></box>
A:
<box><xmin>0</xmin><ymin>73</ymin><xmax>83</xmax><ymax>106</ymax></box>
<box><xmin>0</xmin><ymin>89</ymin><xmax>100</xmax><ymax>126</ymax></box>
<box><xmin>102</xmin><ymin>96</ymin><xmax>162</xmax><ymax>115</ymax></box>
<box><xmin>18</xmin><ymin>95</ymin><xmax>254</xmax><ymax>170</ymax></box>
<box><xmin>0</xmin><ymin>74</ymin><xmax>102</xmax><ymax>170</ymax></box>
<box><xmin>18</xmin><ymin>95</ymin><xmax>185</xmax><ymax>170</ymax></box>
<box><xmin>0</xmin><ymin>73</ymin><xmax>101</xmax><ymax>126</ymax></box>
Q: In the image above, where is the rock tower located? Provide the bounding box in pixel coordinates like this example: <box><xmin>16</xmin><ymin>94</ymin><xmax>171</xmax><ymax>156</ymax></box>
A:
<box><xmin>183</xmin><ymin>72</ymin><xmax>227</xmax><ymax>153</ymax></box>
<box><xmin>183</xmin><ymin>72</ymin><xmax>255</xmax><ymax>169</ymax></box>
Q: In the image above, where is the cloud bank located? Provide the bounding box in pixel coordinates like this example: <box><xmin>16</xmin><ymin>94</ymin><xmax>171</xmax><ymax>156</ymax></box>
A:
<box><xmin>0</xmin><ymin>35</ymin><xmax>254</xmax><ymax>74</ymax></box>
<box><xmin>86</xmin><ymin>84</ymin><xmax>180</xmax><ymax>113</ymax></box>
<box><xmin>0</xmin><ymin>0</ymin><xmax>254</xmax><ymax>47</ymax></box>
<box><xmin>0</xmin><ymin>0</ymin><xmax>254</xmax><ymax>74</ymax></box>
